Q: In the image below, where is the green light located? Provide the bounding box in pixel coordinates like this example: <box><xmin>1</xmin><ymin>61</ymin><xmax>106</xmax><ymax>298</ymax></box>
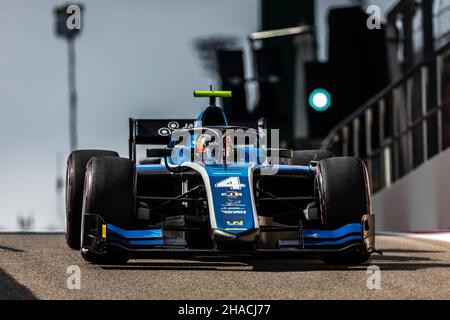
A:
<box><xmin>309</xmin><ymin>88</ymin><xmax>331</xmax><ymax>111</ymax></box>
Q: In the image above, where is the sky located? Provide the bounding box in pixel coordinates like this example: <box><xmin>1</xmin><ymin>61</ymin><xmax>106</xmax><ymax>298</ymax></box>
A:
<box><xmin>0</xmin><ymin>0</ymin><xmax>259</xmax><ymax>231</ymax></box>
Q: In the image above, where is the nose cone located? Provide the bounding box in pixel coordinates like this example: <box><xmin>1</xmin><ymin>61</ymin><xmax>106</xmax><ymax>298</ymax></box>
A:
<box><xmin>212</xmin><ymin>228</ymin><xmax>260</xmax><ymax>250</ymax></box>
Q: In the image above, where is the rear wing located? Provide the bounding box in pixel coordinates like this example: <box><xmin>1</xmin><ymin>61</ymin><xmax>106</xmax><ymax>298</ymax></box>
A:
<box><xmin>128</xmin><ymin>118</ymin><xmax>195</xmax><ymax>161</ymax></box>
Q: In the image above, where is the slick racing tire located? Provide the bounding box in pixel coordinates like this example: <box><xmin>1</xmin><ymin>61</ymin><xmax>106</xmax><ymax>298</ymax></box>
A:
<box><xmin>81</xmin><ymin>156</ymin><xmax>135</xmax><ymax>264</ymax></box>
<box><xmin>288</xmin><ymin>150</ymin><xmax>334</xmax><ymax>166</ymax></box>
<box><xmin>65</xmin><ymin>150</ymin><xmax>118</xmax><ymax>250</ymax></box>
<box><xmin>315</xmin><ymin>157</ymin><xmax>371</xmax><ymax>265</ymax></box>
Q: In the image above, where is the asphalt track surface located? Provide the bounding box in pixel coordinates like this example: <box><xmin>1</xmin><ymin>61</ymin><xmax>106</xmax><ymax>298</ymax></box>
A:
<box><xmin>1</xmin><ymin>234</ymin><xmax>450</xmax><ymax>299</ymax></box>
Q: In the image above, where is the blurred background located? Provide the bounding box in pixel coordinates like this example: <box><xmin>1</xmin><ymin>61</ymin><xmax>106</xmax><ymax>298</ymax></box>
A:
<box><xmin>1</xmin><ymin>0</ymin><xmax>449</xmax><ymax>232</ymax></box>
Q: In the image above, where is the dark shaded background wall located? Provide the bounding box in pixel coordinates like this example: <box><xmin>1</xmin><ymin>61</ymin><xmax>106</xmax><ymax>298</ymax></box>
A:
<box><xmin>257</xmin><ymin>0</ymin><xmax>315</xmax><ymax>142</ymax></box>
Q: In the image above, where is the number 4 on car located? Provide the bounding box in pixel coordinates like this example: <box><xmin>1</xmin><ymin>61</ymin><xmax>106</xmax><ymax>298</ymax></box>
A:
<box><xmin>215</xmin><ymin>177</ymin><xmax>245</xmax><ymax>190</ymax></box>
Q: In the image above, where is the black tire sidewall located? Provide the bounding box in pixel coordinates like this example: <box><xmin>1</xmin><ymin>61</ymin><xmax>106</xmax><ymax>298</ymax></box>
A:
<box><xmin>83</xmin><ymin>157</ymin><xmax>136</xmax><ymax>228</ymax></box>
<box><xmin>80</xmin><ymin>156</ymin><xmax>135</xmax><ymax>263</ymax></box>
<box><xmin>65</xmin><ymin>150</ymin><xmax>118</xmax><ymax>249</ymax></box>
<box><xmin>316</xmin><ymin>157</ymin><xmax>370</xmax><ymax>229</ymax></box>
<box><xmin>81</xmin><ymin>156</ymin><xmax>135</xmax><ymax>244</ymax></box>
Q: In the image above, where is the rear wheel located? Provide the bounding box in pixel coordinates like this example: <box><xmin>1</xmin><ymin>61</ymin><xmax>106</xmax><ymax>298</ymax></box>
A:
<box><xmin>315</xmin><ymin>157</ymin><xmax>371</xmax><ymax>265</ymax></box>
<box><xmin>81</xmin><ymin>156</ymin><xmax>136</xmax><ymax>264</ymax></box>
<box><xmin>65</xmin><ymin>150</ymin><xmax>118</xmax><ymax>249</ymax></box>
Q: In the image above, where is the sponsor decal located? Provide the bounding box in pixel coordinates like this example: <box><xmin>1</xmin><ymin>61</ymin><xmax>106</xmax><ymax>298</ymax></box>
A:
<box><xmin>221</xmin><ymin>191</ymin><xmax>242</xmax><ymax>198</ymax></box>
<box><xmin>158</xmin><ymin>127</ymin><xmax>172</xmax><ymax>136</ymax></box>
<box><xmin>158</xmin><ymin>121</ymin><xmax>193</xmax><ymax>136</ymax></box>
<box><xmin>223</xmin><ymin>215</ymin><xmax>247</xmax><ymax>219</ymax></box>
<box><xmin>226</xmin><ymin>220</ymin><xmax>244</xmax><ymax>226</ymax></box>
<box><xmin>224</xmin><ymin>200</ymin><xmax>242</xmax><ymax>206</ymax></box>
<box><xmin>221</xmin><ymin>209</ymin><xmax>247</xmax><ymax>214</ymax></box>
<box><xmin>224</xmin><ymin>227</ymin><xmax>247</xmax><ymax>231</ymax></box>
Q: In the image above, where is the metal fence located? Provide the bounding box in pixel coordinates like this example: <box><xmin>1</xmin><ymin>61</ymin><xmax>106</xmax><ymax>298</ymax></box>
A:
<box><xmin>322</xmin><ymin>42</ymin><xmax>450</xmax><ymax>193</ymax></box>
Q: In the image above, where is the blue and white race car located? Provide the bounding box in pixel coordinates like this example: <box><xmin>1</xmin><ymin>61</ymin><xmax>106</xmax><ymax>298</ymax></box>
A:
<box><xmin>65</xmin><ymin>90</ymin><xmax>377</xmax><ymax>265</ymax></box>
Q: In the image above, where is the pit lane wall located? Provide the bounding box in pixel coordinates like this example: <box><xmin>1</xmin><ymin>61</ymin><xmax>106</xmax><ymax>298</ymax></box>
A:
<box><xmin>373</xmin><ymin>147</ymin><xmax>450</xmax><ymax>232</ymax></box>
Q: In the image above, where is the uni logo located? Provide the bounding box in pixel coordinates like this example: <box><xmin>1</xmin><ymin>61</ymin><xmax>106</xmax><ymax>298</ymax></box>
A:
<box><xmin>226</xmin><ymin>221</ymin><xmax>244</xmax><ymax>226</ymax></box>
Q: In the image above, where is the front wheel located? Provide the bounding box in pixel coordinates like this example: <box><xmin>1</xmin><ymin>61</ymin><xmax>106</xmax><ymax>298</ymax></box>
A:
<box><xmin>81</xmin><ymin>156</ymin><xmax>136</xmax><ymax>264</ymax></box>
<box><xmin>65</xmin><ymin>149</ymin><xmax>118</xmax><ymax>249</ymax></box>
<box><xmin>315</xmin><ymin>157</ymin><xmax>372</xmax><ymax>265</ymax></box>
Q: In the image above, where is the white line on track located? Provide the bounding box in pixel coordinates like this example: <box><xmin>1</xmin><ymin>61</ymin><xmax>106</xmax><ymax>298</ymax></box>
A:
<box><xmin>379</xmin><ymin>231</ymin><xmax>450</xmax><ymax>243</ymax></box>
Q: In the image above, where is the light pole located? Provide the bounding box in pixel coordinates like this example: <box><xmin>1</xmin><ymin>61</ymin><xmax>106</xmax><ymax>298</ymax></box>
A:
<box><xmin>54</xmin><ymin>4</ymin><xmax>83</xmax><ymax>151</ymax></box>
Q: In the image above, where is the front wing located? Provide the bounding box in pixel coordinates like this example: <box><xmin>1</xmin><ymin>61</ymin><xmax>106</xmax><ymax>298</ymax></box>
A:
<box><xmin>81</xmin><ymin>214</ymin><xmax>376</xmax><ymax>260</ymax></box>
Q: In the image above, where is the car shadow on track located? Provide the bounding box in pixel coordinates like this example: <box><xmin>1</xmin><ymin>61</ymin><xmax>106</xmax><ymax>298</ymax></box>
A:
<box><xmin>99</xmin><ymin>249</ymin><xmax>450</xmax><ymax>272</ymax></box>
<box><xmin>247</xmin><ymin>260</ymin><xmax>450</xmax><ymax>272</ymax></box>
<box><xmin>0</xmin><ymin>245</ymin><xmax>25</xmax><ymax>252</ymax></box>
<box><xmin>0</xmin><ymin>268</ymin><xmax>36</xmax><ymax>300</ymax></box>
<box><xmin>381</xmin><ymin>248</ymin><xmax>445</xmax><ymax>254</ymax></box>
<box><xmin>100</xmin><ymin>261</ymin><xmax>251</xmax><ymax>271</ymax></box>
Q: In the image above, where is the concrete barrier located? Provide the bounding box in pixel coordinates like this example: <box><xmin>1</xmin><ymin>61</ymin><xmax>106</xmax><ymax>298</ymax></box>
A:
<box><xmin>373</xmin><ymin>147</ymin><xmax>450</xmax><ymax>231</ymax></box>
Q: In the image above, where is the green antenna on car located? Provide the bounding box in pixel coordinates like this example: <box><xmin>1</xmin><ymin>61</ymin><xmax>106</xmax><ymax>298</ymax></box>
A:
<box><xmin>194</xmin><ymin>85</ymin><xmax>232</xmax><ymax>106</ymax></box>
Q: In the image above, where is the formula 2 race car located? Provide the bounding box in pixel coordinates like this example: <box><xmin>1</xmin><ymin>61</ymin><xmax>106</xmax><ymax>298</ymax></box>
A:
<box><xmin>65</xmin><ymin>90</ymin><xmax>378</xmax><ymax>265</ymax></box>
